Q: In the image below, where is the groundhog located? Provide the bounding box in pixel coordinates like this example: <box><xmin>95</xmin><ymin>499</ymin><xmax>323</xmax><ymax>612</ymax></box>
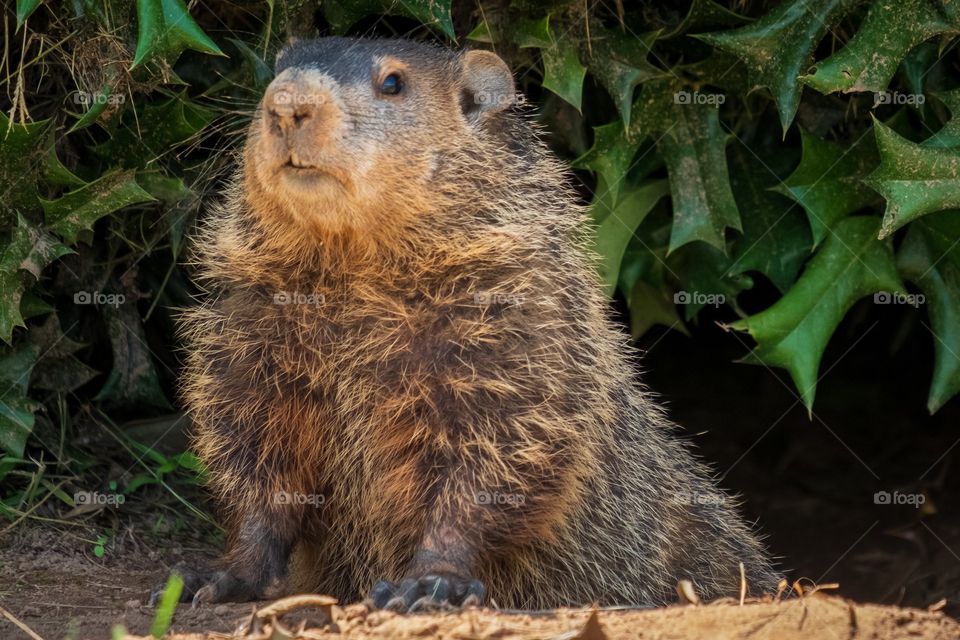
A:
<box><xmin>154</xmin><ymin>36</ymin><xmax>781</xmax><ymax>611</ymax></box>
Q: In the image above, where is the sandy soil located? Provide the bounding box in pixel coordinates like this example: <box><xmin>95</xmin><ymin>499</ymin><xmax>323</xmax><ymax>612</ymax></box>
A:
<box><xmin>1</xmin><ymin>532</ymin><xmax>957</xmax><ymax>640</ymax></box>
<box><xmin>118</xmin><ymin>595</ymin><xmax>960</xmax><ymax>640</ymax></box>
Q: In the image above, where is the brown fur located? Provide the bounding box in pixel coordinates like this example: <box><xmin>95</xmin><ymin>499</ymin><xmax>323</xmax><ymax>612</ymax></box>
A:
<box><xmin>178</xmin><ymin>36</ymin><xmax>780</xmax><ymax>608</ymax></box>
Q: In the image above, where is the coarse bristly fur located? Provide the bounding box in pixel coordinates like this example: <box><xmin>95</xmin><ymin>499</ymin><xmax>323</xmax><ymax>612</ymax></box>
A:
<box><xmin>170</xmin><ymin>35</ymin><xmax>782</xmax><ymax>609</ymax></box>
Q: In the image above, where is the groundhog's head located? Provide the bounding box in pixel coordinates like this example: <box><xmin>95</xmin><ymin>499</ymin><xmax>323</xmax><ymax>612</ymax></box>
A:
<box><xmin>245</xmin><ymin>37</ymin><xmax>517</xmax><ymax>237</ymax></box>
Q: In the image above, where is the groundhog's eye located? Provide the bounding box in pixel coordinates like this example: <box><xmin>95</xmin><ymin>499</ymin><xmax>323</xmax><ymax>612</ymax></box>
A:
<box><xmin>379</xmin><ymin>73</ymin><xmax>403</xmax><ymax>96</ymax></box>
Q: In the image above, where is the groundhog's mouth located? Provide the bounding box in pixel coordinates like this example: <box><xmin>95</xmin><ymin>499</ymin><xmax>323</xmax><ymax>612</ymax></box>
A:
<box><xmin>283</xmin><ymin>159</ymin><xmax>323</xmax><ymax>172</ymax></box>
<box><xmin>278</xmin><ymin>158</ymin><xmax>349</xmax><ymax>190</ymax></box>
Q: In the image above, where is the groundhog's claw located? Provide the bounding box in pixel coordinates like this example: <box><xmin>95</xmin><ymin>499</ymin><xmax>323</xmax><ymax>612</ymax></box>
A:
<box><xmin>148</xmin><ymin>564</ymin><xmax>262</xmax><ymax>606</ymax></box>
<box><xmin>369</xmin><ymin>574</ymin><xmax>486</xmax><ymax>612</ymax></box>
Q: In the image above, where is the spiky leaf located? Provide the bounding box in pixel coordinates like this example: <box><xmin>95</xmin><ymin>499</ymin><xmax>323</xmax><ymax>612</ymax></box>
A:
<box><xmin>132</xmin><ymin>0</ymin><xmax>224</xmax><ymax>68</ymax></box>
<box><xmin>542</xmin><ymin>38</ymin><xmax>587</xmax><ymax>112</ymax></box>
<box><xmin>668</xmin><ymin>241</ymin><xmax>753</xmax><ymax>320</ymax></box>
<box><xmin>919</xmin><ymin>90</ymin><xmax>960</xmax><ymax>149</ymax></box>
<box><xmin>730</xmin><ymin>216</ymin><xmax>903</xmax><ymax>412</ymax></box>
<box><xmin>94</xmin><ymin>93</ymin><xmax>214</xmax><ymax>169</ymax></box>
<box><xmin>773</xmin><ymin>128</ymin><xmax>878</xmax><ymax>246</ymax></box>
<box><xmin>322</xmin><ymin>0</ymin><xmax>454</xmax><ymax>38</ymax></box>
<box><xmin>666</xmin><ymin>0</ymin><xmax>749</xmax><ymax>38</ymax></box>
<box><xmin>633</xmin><ymin>78</ymin><xmax>741</xmax><ymax>253</ymax></box>
<box><xmin>585</xmin><ymin>26</ymin><xmax>662</xmax><ymax>125</ymax></box>
<box><xmin>728</xmin><ymin>142</ymin><xmax>812</xmax><ymax>292</ymax></box>
<box><xmin>0</xmin><ymin>113</ymin><xmax>49</xmax><ymax>216</ymax></box>
<box><xmin>697</xmin><ymin>0</ymin><xmax>862</xmax><ymax>132</ymax></box>
<box><xmin>0</xmin><ymin>215</ymin><xmax>71</xmax><ymax>343</ymax></box>
<box><xmin>573</xmin><ymin>122</ymin><xmax>645</xmax><ymax>207</ymax></box>
<box><xmin>41</xmin><ymin>171</ymin><xmax>155</xmax><ymax>244</ymax></box>
<box><xmin>802</xmin><ymin>0</ymin><xmax>960</xmax><ymax>94</ymax></box>
<box><xmin>866</xmin><ymin>117</ymin><xmax>960</xmax><ymax>238</ymax></box>
<box><xmin>591</xmin><ymin>180</ymin><xmax>669</xmax><ymax>296</ymax></box>
<box><xmin>0</xmin><ymin>341</ymin><xmax>40</xmax><ymax>458</ymax></box>
<box><xmin>16</xmin><ymin>0</ymin><xmax>43</xmax><ymax>28</ymax></box>
<box><xmin>897</xmin><ymin>212</ymin><xmax>960</xmax><ymax>413</ymax></box>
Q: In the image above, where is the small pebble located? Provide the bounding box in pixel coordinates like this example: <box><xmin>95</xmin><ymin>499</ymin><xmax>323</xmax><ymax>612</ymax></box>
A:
<box><xmin>213</xmin><ymin>604</ymin><xmax>230</xmax><ymax>616</ymax></box>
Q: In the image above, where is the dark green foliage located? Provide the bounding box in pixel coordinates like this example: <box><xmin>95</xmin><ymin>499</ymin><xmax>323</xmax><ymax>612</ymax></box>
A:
<box><xmin>1</xmin><ymin>0</ymin><xmax>960</xmax><ymax>511</ymax></box>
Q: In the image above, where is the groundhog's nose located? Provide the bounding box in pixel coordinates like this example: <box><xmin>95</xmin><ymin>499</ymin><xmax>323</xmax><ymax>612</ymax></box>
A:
<box><xmin>263</xmin><ymin>82</ymin><xmax>328</xmax><ymax>135</ymax></box>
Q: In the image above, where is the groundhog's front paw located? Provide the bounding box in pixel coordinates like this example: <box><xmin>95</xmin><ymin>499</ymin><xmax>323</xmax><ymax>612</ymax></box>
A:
<box><xmin>368</xmin><ymin>573</ymin><xmax>486</xmax><ymax>612</ymax></box>
<box><xmin>148</xmin><ymin>563</ymin><xmax>262</xmax><ymax>607</ymax></box>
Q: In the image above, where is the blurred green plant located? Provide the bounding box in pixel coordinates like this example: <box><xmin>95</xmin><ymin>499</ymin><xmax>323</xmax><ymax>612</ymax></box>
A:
<box><xmin>1</xmin><ymin>0</ymin><xmax>959</xmax><ymax>518</ymax></box>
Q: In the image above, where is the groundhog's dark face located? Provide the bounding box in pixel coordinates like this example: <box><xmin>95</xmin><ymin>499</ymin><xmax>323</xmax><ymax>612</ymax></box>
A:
<box><xmin>245</xmin><ymin>37</ymin><xmax>517</xmax><ymax>236</ymax></box>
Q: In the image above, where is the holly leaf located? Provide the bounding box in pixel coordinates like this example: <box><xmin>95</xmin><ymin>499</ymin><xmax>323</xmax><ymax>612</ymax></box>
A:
<box><xmin>43</xmin><ymin>144</ymin><xmax>86</xmax><ymax>188</ymax></box>
<box><xmin>0</xmin><ymin>215</ymin><xmax>72</xmax><ymax>343</ymax></box>
<box><xmin>0</xmin><ymin>112</ymin><xmax>49</xmax><ymax>216</ymax></box>
<box><xmin>131</xmin><ymin>0</ymin><xmax>225</xmax><ymax>69</ymax></box>
<box><xmin>773</xmin><ymin>127</ymin><xmax>878</xmax><ymax>246</ymax></box>
<box><xmin>227</xmin><ymin>37</ymin><xmax>274</xmax><ymax>93</ymax></box>
<box><xmin>542</xmin><ymin>38</ymin><xmax>587</xmax><ymax>112</ymax></box>
<box><xmin>920</xmin><ymin>89</ymin><xmax>960</xmax><ymax>149</ymax></box>
<box><xmin>0</xmin><ymin>341</ymin><xmax>40</xmax><ymax>458</ymax></box>
<box><xmin>665</xmin><ymin>0</ymin><xmax>749</xmax><ymax>38</ymax></box>
<box><xmin>901</xmin><ymin>40</ymin><xmax>939</xmax><ymax>99</ymax></box>
<box><xmin>633</xmin><ymin>78</ymin><xmax>741</xmax><ymax>253</ymax></box>
<box><xmin>16</xmin><ymin>0</ymin><xmax>43</xmax><ymax>28</ymax></box>
<box><xmin>728</xmin><ymin>142</ymin><xmax>812</xmax><ymax>293</ymax></box>
<box><xmin>590</xmin><ymin>180</ymin><xmax>669</xmax><ymax>296</ymax></box>
<box><xmin>322</xmin><ymin>0</ymin><xmax>454</xmax><ymax>38</ymax></box>
<box><xmin>0</xmin><ymin>268</ymin><xmax>28</xmax><ymax>343</ymax></box>
<box><xmin>668</xmin><ymin>241</ymin><xmax>753</xmax><ymax>320</ymax></box>
<box><xmin>730</xmin><ymin>216</ymin><xmax>904</xmax><ymax>413</ymax></box>
<box><xmin>616</xmin><ymin>211</ymin><xmax>688</xmax><ymax>338</ymax></box>
<box><xmin>511</xmin><ymin>16</ymin><xmax>552</xmax><ymax>49</ymax></box>
<box><xmin>467</xmin><ymin>18</ymin><xmax>495</xmax><ymax>43</ymax></box>
<box><xmin>66</xmin><ymin>82</ymin><xmax>121</xmax><ymax>132</ymax></box>
<box><xmin>585</xmin><ymin>26</ymin><xmax>662</xmax><ymax>126</ymax></box>
<box><xmin>508</xmin><ymin>15</ymin><xmax>586</xmax><ymax>110</ymax></box>
<box><xmin>801</xmin><ymin>0</ymin><xmax>960</xmax><ymax>94</ymax></box>
<box><xmin>28</xmin><ymin>313</ymin><xmax>97</xmax><ymax>393</ymax></box>
<box><xmin>897</xmin><ymin>211</ymin><xmax>960</xmax><ymax>413</ymax></box>
<box><xmin>573</xmin><ymin>121</ymin><xmax>646</xmax><ymax>207</ymax></box>
<box><xmin>628</xmin><ymin>279</ymin><xmax>685</xmax><ymax>338</ymax></box>
<box><xmin>41</xmin><ymin>170</ymin><xmax>155</xmax><ymax>244</ymax></box>
<box><xmin>696</xmin><ymin>0</ymin><xmax>862</xmax><ymax>133</ymax></box>
<box><xmin>865</xmin><ymin>117</ymin><xmax>960</xmax><ymax>238</ymax></box>
<box><xmin>94</xmin><ymin>93</ymin><xmax>214</xmax><ymax>169</ymax></box>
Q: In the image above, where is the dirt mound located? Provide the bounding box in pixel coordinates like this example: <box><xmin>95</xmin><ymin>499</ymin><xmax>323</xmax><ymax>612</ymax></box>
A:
<box><xmin>110</xmin><ymin>594</ymin><xmax>959</xmax><ymax>640</ymax></box>
<box><xmin>2</xmin><ymin>532</ymin><xmax>957</xmax><ymax>639</ymax></box>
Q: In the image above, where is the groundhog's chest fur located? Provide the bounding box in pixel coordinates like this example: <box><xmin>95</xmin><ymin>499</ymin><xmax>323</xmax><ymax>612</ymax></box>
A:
<box><xmin>193</xmin><ymin>239</ymin><xmax>596</xmax><ymax>530</ymax></box>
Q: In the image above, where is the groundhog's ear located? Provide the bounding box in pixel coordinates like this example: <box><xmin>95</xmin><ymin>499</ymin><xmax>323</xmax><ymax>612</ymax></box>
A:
<box><xmin>460</xmin><ymin>50</ymin><xmax>515</xmax><ymax>122</ymax></box>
